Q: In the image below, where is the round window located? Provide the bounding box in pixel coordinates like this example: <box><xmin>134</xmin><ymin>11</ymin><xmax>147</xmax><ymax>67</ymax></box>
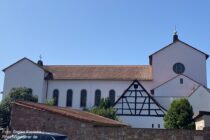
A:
<box><xmin>173</xmin><ymin>63</ymin><xmax>185</xmax><ymax>74</ymax></box>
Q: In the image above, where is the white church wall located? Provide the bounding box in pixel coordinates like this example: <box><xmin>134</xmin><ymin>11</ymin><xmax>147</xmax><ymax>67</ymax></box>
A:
<box><xmin>47</xmin><ymin>80</ymin><xmax>134</xmax><ymax>109</ymax></box>
<box><xmin>118</xmin><ymin>116</ymin><xmax>164</xmax><ymax>128</ymax></box>
<box><xmin>154</xmin><ymin>75</ymin><xmax>199</xmax><ymax>97</ymax></box>
<box><xmin>153</xmin><ymin>75</ymin><xmax>199</xmax><ymax>109</ymax></box>
<box><xmin>152</xmin><ymin>41</ymin><xmax>207</xmax><ymax>89</ymax></box>
<box><xmin>154</xmin><ymin>97</ymin><xmax>181</xmax><ymax>110</ymax></box>
<box><xmin>188</xmin><ymin>86</ymin><xmax>210</xmax><ymax>114</ymax></box>
<box><xmin>3</xmin><ymin>59</ymin><xmax>46</xmax><ymax>103</ymax></box>
<box><xmin>140</xmin><ymin>80</ymin><xmax>154</xmax><ymax>93</ymax></box>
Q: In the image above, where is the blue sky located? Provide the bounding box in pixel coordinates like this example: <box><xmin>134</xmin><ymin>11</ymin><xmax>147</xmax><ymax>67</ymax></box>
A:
<box><xmin>0</xmin><ymin>0</ymin><xmax>210</xmax><ymax>100</ymax></box>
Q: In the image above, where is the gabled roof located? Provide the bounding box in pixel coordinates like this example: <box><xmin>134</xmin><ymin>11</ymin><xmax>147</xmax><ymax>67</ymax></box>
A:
<box><xmin>151</xmin><ymin>74</ymin><xmax>203</xmax><ymax>92</ymax></box>
<box><xmin>188</xmin><ymin>85</ymin><xmax>210</xmax><ymax>97</ymax></box>
<box><xmin>114</xmin><ymin>80</ymin><xmax>167</xmax><ymax>116</ymax></box>
<box><xmin>44</xmin><ymin>65</ymin><xmax>152</xmax><ymax>81</ymax></box>
<box><xmin>13</xmin><ymin>101</ymin><xmax>128</xmax><ymax>127</ymax></box>
<box><xmin>3</xmin><ymin>58</ymin><xmax>152</xmax><ymax>81</ymax></box>
<box><xmin>149</xmin><ymin>39</ymin><xmax>209</xmax><ymax>65</ymax></box>
<box><xmin>208</xmin><ymin>88</ymin><xmax>210</xmax><ymax>93</ymax></box>
<box><xmin>2</xmin><ymin>57</ymin><xmax>48</xmax><ymax>72</ymax></box>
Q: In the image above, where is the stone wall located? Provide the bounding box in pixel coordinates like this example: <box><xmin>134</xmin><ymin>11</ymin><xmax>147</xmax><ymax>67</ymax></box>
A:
<box><xmin>11</xmin><ymin>104</ymin><xmax>210</xmax><ymax>140</ymax></box>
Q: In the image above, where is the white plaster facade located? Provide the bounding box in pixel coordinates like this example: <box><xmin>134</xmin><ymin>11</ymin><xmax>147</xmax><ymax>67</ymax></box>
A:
<box><xmin>2</xmin><ymin>35</ymin><xmax>209</xmax><ymax>128</ymax></box>
<box><xmin>118</xmin><ymin>116</ymin><xmax>164</xmax><ymax>128</ymax></box>
<box><xmin>47</xmin><ymin>80</ymin><xmax>132</xmax><ymax>109</ymax></box>
<box><xmin>153</xmin><ymin>75</ymin><xmax>200</xmax><ymax>109</ymax></box>
<box><xmin>188</xmin><ymin>86</ymin><xmax>210</xmax><ymax>114</ymax></box>
<box><xmin>3</xmin><ymin>59</ymin><xmax>47</xmax><ymax>103</ymax></box>
<box><xmin>151</xmin><ymin>41</ymin><xmax>207</xmax><ymax>89</ymax></box>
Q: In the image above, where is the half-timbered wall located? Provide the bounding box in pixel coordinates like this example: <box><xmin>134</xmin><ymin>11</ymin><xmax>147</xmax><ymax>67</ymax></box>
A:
<box><xmin>114</xmin><ymin>80</ymin><xmax>166</xmax><ymax>128</ymax></box>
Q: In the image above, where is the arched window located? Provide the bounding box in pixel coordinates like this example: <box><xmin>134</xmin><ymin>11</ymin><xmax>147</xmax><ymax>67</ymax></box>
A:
<box><xmin>94</xmin><ymin>89</ymin><xmax>101</xmax><ymax>106</ymax></box>
<box><xmin>80</xmin><ymin>89</ymin><xmax>87</xmax><ymax>107</ymax></box>
<box><xmin>53</xmin><ymin>89</ymin><xmax>59</xmax><ymax>106</ymax></box>
<box><xmin>66</xmin><ymin>89</ymin><xmax>73</xmax><ymax>107</ymax></box>
<box><xmin>109</xmin><ymin>89</ymin><xmax>116</xmax><ymax>106</ymax></box>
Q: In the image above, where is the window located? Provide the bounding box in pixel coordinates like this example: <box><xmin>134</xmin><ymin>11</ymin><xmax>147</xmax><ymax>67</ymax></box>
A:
<box><xmin>173</xmin><ymin>63</ymin><xmax>185</xmax><ymax>74</ymax></box>
<box><xmin>151</xmin><ymin>90</ymin><xmax>154</xmax><ymax>95</ymax></box>
<box><xmin>180</xmin><ymin>78</ymin><xmax>183</xmax><ymax>84</ymax></box>
<box><xmin>66</xmin><ymin>89</ymin><xmax>73</xmax><ymax>107</ymax></box>
<box><xmin>95</xmin><ymin>89</ymin><xmax>101</xmax><ymax>106</ymax></box>
<box><xmin>109</xmin><ymin>90</ymin><xmax>116</xmax><ymax>106</ymax></box>
<box><xmin>158</xmin><ymin>124</ymin><xmax>160</xmax><ymax>128</ymax></box>
<box><xmin>53</xmin><ymin>89</ymin><xmax>59</xmax><ymax>106</ymax></box>
<box><xmin>80</xmin><ymin>89</ymin><xmax>87</xmax><ymax>107</ymax></box>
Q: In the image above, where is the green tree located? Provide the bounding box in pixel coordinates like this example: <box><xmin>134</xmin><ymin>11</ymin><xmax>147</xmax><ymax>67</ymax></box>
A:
<box><xmin>0</xmin><ymin>96</ymin><xmax>12</xmax><ymax>128</ymax></box>
<box><xmin>0</xmin><ymin>87</ymin><xmax>38</xmax><ymax>128</ymax></box>
<box><xmin>90</xmin><ymin>98</ymin><xmax>118</xmax><ymax>120</ymax></box>
<box><xmin>164</xmin><ymin>98</ymin><xmax>194</xmax><ymax>129</ymax></box>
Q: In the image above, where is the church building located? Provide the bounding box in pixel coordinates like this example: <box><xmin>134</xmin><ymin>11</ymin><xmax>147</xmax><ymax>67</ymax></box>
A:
<box><xmin>2</xmin><ymin>33</ymin><xmax>210</xmax><ymax>128</ymax></box>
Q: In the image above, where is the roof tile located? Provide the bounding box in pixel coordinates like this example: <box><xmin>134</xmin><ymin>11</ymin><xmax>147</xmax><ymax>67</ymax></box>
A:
<box><xmin>44</xmin><ymin>65</ymin><xmax>152</xmax><ymax>80</ymax></box>
<box><xmin>14</xmin><ymin>101</ymin><xmax>128</xmax><ymax>127</ymax></box>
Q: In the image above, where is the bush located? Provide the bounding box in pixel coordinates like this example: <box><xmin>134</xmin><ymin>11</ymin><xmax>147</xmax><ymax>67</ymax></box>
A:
<box><xmin>45</xmin><ymin>99</ymin><xmax>55</xmax><ymax>106</ymax></box>
<box><xmin>90</xmin><ymin>98</ymin><xmax>118</xmax><ymax>120</ymax></box>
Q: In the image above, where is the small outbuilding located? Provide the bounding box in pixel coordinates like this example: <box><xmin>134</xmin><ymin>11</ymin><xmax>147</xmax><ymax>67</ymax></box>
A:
<box><xmin>194</xmin><ymin>111</ymin><xmax>210</xmax><ymax>130</ymax></box>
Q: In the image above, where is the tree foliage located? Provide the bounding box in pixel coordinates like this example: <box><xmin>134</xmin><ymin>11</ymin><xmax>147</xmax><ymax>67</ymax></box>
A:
<box><xmin>0</xmin><ymin>96</ymin><xmax>12</xmax><ymax>128</ymax></box>
<box><xmin>0</xmin><ymin>87</ymin><xmax>38</xmax><ymax>128</ymax></box>
<box><xmin>164</xmin><ymin>98</ymin><xmax>194</xmax><ymax>129</ymax></box>
<box><xmin>90</xmin><ymin>98</ymin><xmax>118</xmax><ymax>120</ymax></box>
<box><xmin>9</xmin><ymin>88</ymin><xmax>38</xmax><ymax>102</ymax></box>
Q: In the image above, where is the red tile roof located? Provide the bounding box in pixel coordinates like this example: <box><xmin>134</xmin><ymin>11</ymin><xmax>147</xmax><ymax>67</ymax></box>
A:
<box><xmin>44</xmin><ymin>65</ymin><xmax>152</xmax><ymax>81</ymax></box>
<box><xmin>14</xmin><ymin>101</ymin><xmax>128</xmax><ymax>127</ymax></box>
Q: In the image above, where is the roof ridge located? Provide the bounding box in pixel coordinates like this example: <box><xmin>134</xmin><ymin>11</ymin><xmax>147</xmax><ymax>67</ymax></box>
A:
<box><xmin>43</xmin><ymin>65</ymin><xmax>152</xmax><ymax>80</ymax></box>
<box><xmin>3</xmin><ymin>57</ymin><xmax>49</xmax><ymax>73</ymax></box>
<box><xmin>151</xmin><ymin>74</ymin><xmax>204</xmax><ymax>91</ymax></box>
<box><xmin>150</xmin><ymin>40</ymin><xmax>209</xmax><ymax>58</ymax></box>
